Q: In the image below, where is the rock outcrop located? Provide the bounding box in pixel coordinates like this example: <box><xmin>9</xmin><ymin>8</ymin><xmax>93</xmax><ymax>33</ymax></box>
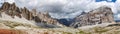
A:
<box><xmin>70</xmin><ymin>6</ymin><xmax>115</xmax><ymax>28</ymax></box>
<box><xmin>0</xmin><ymin>2</ymin><xmax>21</xmax><ymax>18</ymax></box>
<box><xmin>0</xmin><ymin>2</ymin><xmax>63</xmax><ymax>27</ymax></box>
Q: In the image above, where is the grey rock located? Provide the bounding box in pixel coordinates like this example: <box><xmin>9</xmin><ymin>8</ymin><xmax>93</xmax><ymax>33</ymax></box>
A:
<box><xmin>70</xmin><ymin>6</ymin><xmax>115</xmax><ymax>28</ymax></box>
<box><xmin>0</xmin><ymin>2</ymin><xmax>64</xmax><ymax>28</ymax></box>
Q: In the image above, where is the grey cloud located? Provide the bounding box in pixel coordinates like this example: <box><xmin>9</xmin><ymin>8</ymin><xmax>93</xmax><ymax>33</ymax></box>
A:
<box><xmin>3</xmin><ymin>0</ymin><xmax>119</xmax><ymax>19</ymax></box>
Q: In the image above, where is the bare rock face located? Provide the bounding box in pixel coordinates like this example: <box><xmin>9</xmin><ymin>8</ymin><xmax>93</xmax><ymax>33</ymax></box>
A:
<box><xmin>0</xmin><ymin>2</ymin><xmax>21</xmax><ymax>18</ymax></box>
<box><xmin>0</xmin><ymin>2</ymin><xmax>63</xmax><ymax>27</ymax></box>
<box><xmin>36</xmin><ymin>12</ymin><xmax>59</xmax><ymax>24</ymax></box>
<box><xmin>70</xmin><ymin>6</ymin><xmax>115</xmax><ymax>28</ymax></box>
<box><xmin>0</xmin><ymin>2</ymin><xmax>10</xmax><ymax>10</ymax></box>
<box><xmin>21</xmin><ymin>7</ymin><xmax>33</xmax><ymax>20</ymax></box>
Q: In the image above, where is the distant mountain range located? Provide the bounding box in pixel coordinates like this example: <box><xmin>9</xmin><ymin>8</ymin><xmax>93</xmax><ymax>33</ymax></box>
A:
<box><xmin>0</xmin><ymin>2</ymin><xmax>117</xmax><ymax>28</ymax></box>
<box><xmin>0</xmin><ymin>1</ymin><xmax>120</xmax><ymax>34</ymax></box>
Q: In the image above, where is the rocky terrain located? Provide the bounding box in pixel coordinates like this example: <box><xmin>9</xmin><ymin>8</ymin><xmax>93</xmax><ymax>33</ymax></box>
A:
<box><xmin>0</xmin><ymin>2</ymin><xmax>64</xmax><ymax>28</ymax></box>
<box><xmin>0</xmin><ymin>2</ymin><xmax>119</xmax><ymax>34</ymax></box>
<box><xmin>70</xmin><ymin>6</ymin><xmax>115</xmax><ymax>28</ymax></box>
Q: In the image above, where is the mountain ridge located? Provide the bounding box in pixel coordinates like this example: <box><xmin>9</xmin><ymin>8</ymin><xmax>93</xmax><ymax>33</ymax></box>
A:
<box><xmin>0</xmin><ymin>2</ymin><xmax>116</xmax><ymax>28</ymax></box>
<box><xmin>70</xmin><ymin>6</ymin><xmax>115</xmax><ymax>28</ymax></box>
<box><xmin>0</xmin><ymin>2</ymin><xmax>64</xmax><ymax>28</ymax></box>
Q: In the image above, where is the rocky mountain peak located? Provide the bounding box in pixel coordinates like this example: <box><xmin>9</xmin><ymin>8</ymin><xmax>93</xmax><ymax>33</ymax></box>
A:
<box><xmin>0</xmin><ymin>2</ymin><xmax>64</xmax><ymax>27</ymax></box>
<box><xmin>89</xmin><ymin>6</ymin><xmax>113</xmax><ymax>14</ymax></box>
<box><xmin>70</xmin><ymin>6</ymin><xmax>115</xmax><ymax>28</ymax></box>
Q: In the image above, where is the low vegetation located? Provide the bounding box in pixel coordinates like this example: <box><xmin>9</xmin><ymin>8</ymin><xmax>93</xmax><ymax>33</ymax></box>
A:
<box><xmin>0</xmin><ymin>20</ymin><xmax>39</xmax><ymax>28</ymax></box>
<box><xmin>0</xmin><ymin>20</ymin><xmax>120</xmax><ymax>34</ymax></box>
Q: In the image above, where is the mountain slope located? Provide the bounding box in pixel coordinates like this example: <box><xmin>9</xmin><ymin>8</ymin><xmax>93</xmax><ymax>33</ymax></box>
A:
<box><xmin>0</xmin><ymin>2</ymin><xmax>64</xmax><ymax>28</ymax></box>
<box><xmin>70</xmin><ymin>6</ymin><xmax>115</xmax><ymax>28</ymax></box>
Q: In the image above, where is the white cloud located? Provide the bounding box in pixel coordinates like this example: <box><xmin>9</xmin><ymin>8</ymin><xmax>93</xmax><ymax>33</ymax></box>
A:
<box><xmin>5</xmin><ymin>0</ymin><xmax>15</xmax><ymax>4</ymax></box>
<box><xmin>1</xmin><ymin>0</ymin><xmax>120</xmax><ymax>20</ymax></box>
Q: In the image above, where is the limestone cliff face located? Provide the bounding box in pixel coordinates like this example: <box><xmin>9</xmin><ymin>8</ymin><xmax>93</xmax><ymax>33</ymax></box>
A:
<box><xmin>0</xmin><ymin>2</ymin><xmax>21</xmax><ymax>18</ymax></box>
<box><xmin>70</xmin><ymin>6</ymin><xmax>115</xmax><ymax>28</ymax></box>
<box><xmin>36</xmin><ymin>12</ymin><xmax>59</xmax><ymax>24</ymax></box>
<box><xmin>0</xmin><ymin>2</ymin><xmax>63</xmax><ymax>27</ymax></box>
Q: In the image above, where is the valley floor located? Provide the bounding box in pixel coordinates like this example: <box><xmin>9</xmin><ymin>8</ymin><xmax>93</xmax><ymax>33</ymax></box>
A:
<box><xmin>0</xmin><ymin>19</ymin><xmax>119</xmax><ymax>34</ymax></box>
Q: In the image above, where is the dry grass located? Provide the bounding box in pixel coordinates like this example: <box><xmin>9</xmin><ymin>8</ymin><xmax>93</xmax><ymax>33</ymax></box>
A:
<box><xmin>0</xmin><ymin>20</ymin><xmax>40</xmax><ymax>28</ymax></box>
<box><xmin>0</xmin><ymin>20</ymin><xmax>120</xmax><ymax>34</ymax></box>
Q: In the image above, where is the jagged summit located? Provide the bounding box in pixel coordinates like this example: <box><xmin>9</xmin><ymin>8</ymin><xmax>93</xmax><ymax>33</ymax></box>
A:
<box><xmin>0</xmin><ymin>2</ymin><xmax>64</xmax><ymax>28</ymax></box>
<box><xmin>91</xmin><ymin>6</ymin><xmax>113</xmax><ymax>13</ymax></box>
<box><xmin>0</xmin><ymin>2</ymin><xmax>116</xmax><ymax>28</ymax></box>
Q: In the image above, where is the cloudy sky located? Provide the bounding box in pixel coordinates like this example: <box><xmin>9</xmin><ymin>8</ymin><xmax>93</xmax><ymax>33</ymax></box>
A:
<box><xmin>0</xmin><ymin>0</ymin><xmax>120</xmax><ymax>20</ymax></box>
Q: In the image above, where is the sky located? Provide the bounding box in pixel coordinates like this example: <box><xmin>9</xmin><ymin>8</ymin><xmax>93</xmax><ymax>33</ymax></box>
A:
<box><xmin>0</xmin><ymin>0</ymin><xmax>120</xmax><ymax>20</ymax></box>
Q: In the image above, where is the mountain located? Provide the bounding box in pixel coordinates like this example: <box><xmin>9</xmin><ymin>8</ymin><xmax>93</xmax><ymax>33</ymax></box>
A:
<box><xmin>70</xmin><ymin>6</ymin><xmax>115</xmax><ymax>28</ymax></box>
<box><xmin>57</xmin><ymin>18</ymin><xmax>75</xmax><ymax>26</ymax></box>
<box><xmin>0</xmin><ymin>2</ymin><xmax>64</xmax><ymax>28</ymax></box>
<box><xmin>57</xmin><ymin>11</ymin><xmax>87</xmax><ymax>27</ymax></box>
<box><xmin>0</xmin><ymin>2</ymin><xmax>116</xmax><ymax>28</ymax></box>
<box><xmin>0</xmin><ymin>2</ymin><xmax>120</xmax><ymax>34</ymax></box>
